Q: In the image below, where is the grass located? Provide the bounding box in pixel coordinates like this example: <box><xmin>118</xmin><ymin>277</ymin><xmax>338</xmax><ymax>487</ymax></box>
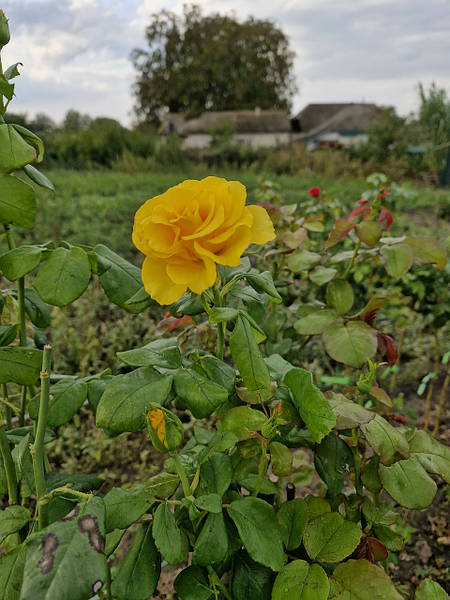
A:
<box><xmin>22</xmin><ymin>168</ymin><xmax>449</xmax><ymax>260</ymax></box>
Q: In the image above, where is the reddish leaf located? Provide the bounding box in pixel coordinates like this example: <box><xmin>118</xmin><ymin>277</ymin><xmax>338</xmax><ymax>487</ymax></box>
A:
<box><xmin>381</xmin><ymin>413</ymin><xmax>408</xmax><ymax>425</ymax></box>
<box><xmin>354</xmin><ymin>536</ymin><xmax>388</xmax><ymax>563</ymax></box>
<box><xmin>377</xmin><ymin>333</ymin><xmax>398</xmax><ymax>366</ymax></box>
<box><xmin>357</xmin><ymin>198</ymin><xmax>370</xmax><ymax>205</ymax></box>
<box><xmin>348</xmin><ymin>205</ymin><xmax>370</xmax><ymax>221</ymax></box>
<box><xmin>378</xmin><ymin>207</ymin><xmax>393</xmax><ymax>229</ymax></box>
<box><xmin>369</xmin><ymin>384</ymin><xmax>392</xmax><ymax>408</ymax></box>
<box><xmin>326</xmin><ymin>219</ymin><xmax>355</xmax><ymax>248</ymax></box>
<box><xmin>361</xmin><ymin>308</ymin><xmax>379</xmax><ymax>325</ymax></box>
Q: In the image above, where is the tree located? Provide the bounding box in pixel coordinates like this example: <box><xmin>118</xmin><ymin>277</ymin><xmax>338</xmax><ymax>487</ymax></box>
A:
<box><xmin>131</xmin><ymin>4</ymin><xmax>297</xmax><ymax>123</ymax></box>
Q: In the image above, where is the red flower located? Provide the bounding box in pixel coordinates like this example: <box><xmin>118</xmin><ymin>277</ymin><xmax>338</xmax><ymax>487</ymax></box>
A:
<box><xmin>308</xmin><ymin>187</ymin><xmax>321</xmax><ymax>197</ymax></box>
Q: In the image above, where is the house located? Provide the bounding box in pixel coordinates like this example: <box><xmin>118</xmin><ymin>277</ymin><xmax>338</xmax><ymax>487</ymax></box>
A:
<box><xmin>158</xmin><ymin>103</ymin><xmax>383</xmax><ymax>150</ymax></box>
<box><xmin>159</xmin><ymin>110</ymin><xmax>292</xmax><ymax>149</ymax></box>
<box><xmin>292</xmin><ymin>103</ymin><xmax>383</xmax><ymax>149</ymax></box>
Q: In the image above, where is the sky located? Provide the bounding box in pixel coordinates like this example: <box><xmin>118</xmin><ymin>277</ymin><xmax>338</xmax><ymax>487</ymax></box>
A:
<box><xmin>2</xmin><ymin>0</ymin><xmax>450</xmax><ymax>126</ymax></box>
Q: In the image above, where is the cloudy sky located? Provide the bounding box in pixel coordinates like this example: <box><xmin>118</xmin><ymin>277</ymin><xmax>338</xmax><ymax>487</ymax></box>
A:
<box><xmin>2</xmin><ymin>0</ymin><xmax>450</xmax><ymax>125</ymax></box>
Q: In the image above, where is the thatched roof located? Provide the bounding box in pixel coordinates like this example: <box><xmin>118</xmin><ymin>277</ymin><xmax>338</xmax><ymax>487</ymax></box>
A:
<box><xmin>159</xmin><ymin>110</ymin><xmax>291</xmax><ymax>135</ymax></box>
<box><xmin>294</xmin><ymin>103</ymin><xmax>383</xmax><ymax>136</ymax></box>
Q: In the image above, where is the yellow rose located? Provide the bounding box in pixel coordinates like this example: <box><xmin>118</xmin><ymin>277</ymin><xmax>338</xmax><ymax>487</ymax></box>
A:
<box><xmin>132</xmin><ymin>176</ymin><xmax>275</xmax><ymax>305</ymax></box>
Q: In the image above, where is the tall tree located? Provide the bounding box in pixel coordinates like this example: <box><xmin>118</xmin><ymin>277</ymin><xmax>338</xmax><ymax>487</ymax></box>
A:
<box><xmin>131</xmin><ymin>4</ymin><xmax>297</xmax><ymax>123</ymax></box>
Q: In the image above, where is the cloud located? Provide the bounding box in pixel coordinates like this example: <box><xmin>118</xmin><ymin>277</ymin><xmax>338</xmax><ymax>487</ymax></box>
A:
<box><xmin>1</xmin><ymin>0</ymin><xmax>449</xmax><ymax>124</ymax></box>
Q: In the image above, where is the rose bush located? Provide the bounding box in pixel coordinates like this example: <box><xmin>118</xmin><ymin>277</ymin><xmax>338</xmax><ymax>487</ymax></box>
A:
<box><xmin>132</xmin><ymin>176</ymin><xmax>275</xmax><ymax>304</ymax></box>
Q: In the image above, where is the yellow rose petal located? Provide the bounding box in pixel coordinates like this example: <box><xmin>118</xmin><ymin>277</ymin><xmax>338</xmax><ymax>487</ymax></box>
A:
<box><xmin>247</xmin><ymin>205</ymin><xmax>276</xmax><ymax>244</ymax></box>
<box><xmin>167</xmin><ymin>257</ymin><xmax>217</xmax><ymax>295</ymax></box>
<box><xmin>195</xmin><ymin>225</ymin><xmax>253</xmax><ymax>267</ymax></box>
<box><xmin>142</xmin><ymin>256</ymin><xmax>187</xmax><ymax>305</ymax></box>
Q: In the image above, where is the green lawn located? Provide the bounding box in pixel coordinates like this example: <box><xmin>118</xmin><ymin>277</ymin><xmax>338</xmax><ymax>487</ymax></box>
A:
<box><xmin>23</xmin><ymin>169</ymin><xmax>449</xmax><ymax>260</ymax></box>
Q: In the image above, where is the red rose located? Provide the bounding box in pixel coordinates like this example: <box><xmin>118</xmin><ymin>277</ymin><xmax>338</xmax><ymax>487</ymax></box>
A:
<box><xmin>308</xmin><ymin>187</ymin><xmax>321</xmax><ymax>197</ymax></box>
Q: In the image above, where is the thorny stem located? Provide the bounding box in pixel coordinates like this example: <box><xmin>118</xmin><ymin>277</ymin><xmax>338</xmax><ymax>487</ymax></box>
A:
<box><xmin>424</xmin><ymin>332</ymin><xmax>440</xmax><ymax>431</ymax></box>
<box><xmin>32</xmin><ymin>344</ymin><xmax>52</xmax><ymax>529</ymax></box>
<box><xmin>0</xmin><ymin>424</ymin><xmax>18</xmax><ymax>504</ymax></box>
<box><xmin>351</xmin><ymin>429</ymin><xmax>363</xmax><ymax>496</ymax></box>
<box><xmin>343</xmin><ymin>240</ymin><xmax>361</xmax><ymax>279</ymax></box>
<box><xmin>19</xmin><ymin>385</ymin><xmax>27</xmax><ymax>427</ymax></box>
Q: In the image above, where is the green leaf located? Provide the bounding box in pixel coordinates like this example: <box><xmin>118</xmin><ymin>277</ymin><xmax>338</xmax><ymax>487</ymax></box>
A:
<box><xmin>283</xmin><ymin>368</ymin><xmax>336</xmax><ymax>443</ymax></box>
<box><xmin>104</xmin><ymin>486</ymin><xmax>155</xmax><ymax>533</ymax></box>
<box><xmin>272</xmin><ymin>560</ymin><xmax>330</xmax><ymax>600</ymax></box>
<box><xmin>229</xmin><ymin>315</ymin><xmax>270</xmax><ymax>391</ymax></box>
<box><xmin>0</xmin><ymin>124</ymin><xmax>37</xmax><ymax>173</ymax></box>
<box><xmin>381</xmin><ymin>243</ymin><xmax>413</xmax><ymax>279</ymax></box>
<box><xmin>287</xmin><ymin>249</ymin><xmax>321</xmax><ymax>272</ymax></box>
<box><xmin>96</xmin><ymin>368</ymin><xmax>173</xmax><ymax>434</ymax></box>
<box><xmin>405</xmin><ymin>236</ymin><xmax>447</xmax><ymax>269</ymax></box>
<box><xmin>196</xmin><ymin>355</ymin><xmax>236</xmax><ymax>393</ymax></box>
<box><xmin>193</xmin><ymin>512</ymin><xmax>228</xmax><ymax>565</ymax></box>
<box><xmin>152</xmin><ymin>503</ymin><xmax>188</xmax><ymax>565</ymax></box>
<box><xmin>277</xmin><ymin>499</ymin><xmax>307</xmax><ymax>550</ymax></box>
<box><xmin>0</xmin><ymin>245</ymin><xmax>42</xmax><ymax>280</ymax></box>
<box><xmin>329</xmin><ymin>559</ymin><xmax>403</xmax><ymax>599</ymax></box>
<box><xmin>0</xmin><ymin>323</ymin><xmax>18</xmax><ymax>346</ymax></box>
<box><xmin>414</xmin><ymin>578</ymin><xmax>448</xmax><ymax>600</ymax></box>
<box><xmin>379</xmin><ymin>457</ymin><xmax>437</xmax><ymax>509</ymax></box>
<box><xmin>143</xmin><ymin>471</ymin><xmax>180</xmax><ymax>498</ymax></box>
<box><xmin>209</xmin><ymin>306</ymin><xmax>239</xmax><ymax>323</ymax></box>
<box><xmin>325</xmin><ymin>391</ymin><xmax>375</xmax><ymax>430</ymax></box>
<box><xmin>11</xmin><ymin>125</ymin><xmax>44</xmax><ymax>162</ymax></box>
<box><xmin>408</xmin><ymin>429</ymin><xmax>450</xmax><ymax>484</ymax></box>
<box><xmin>270</xmin><ymin>441</ymin><xmax>292</xmax><ymax>476</ymax></box>
<box><xmin>22</xmin><ymin>164</ymin><xmax>54</xmax><ymax>191</ymax></box>
<box><xmin>231</xmin><ymin>551</ymin><xmax>275</xmax><ymax>600</ymax></box>
<box><xmin>33</xmin><ymin>247</ymin><xmax>91</xmax><ymax>307</ymax></box>
<box><xmin>294</xmin><ymin>309</ymin><xmax>338</xmax><ymax>335</ymax></box>
<box><xmin>117</xmin><ymin>337</ymin><xmax>181</xmax><ymax>369</ymax></box>
<box><xmin>0</xmin><ymin>505</ymin><xmax>30</xmax><ymax>542</ymax></box>
<box><xmin>174</xmin><ymin>566</ymin><xmax>213</xmax><ymax>600</ymax></box>
<box><xmin>194</xmin><ymin>493</ymin><xmax>222</xmax><ymax>513</ymax></box>
<box><xmin>326</xmin><ymin>279</ymin><xmax>354</xmax><ymax>315</ymax></box>
<box><xmin>355</xmin><ymin>221</ymin><xmax>382</xmax><ymax>246</ymax></box>
<box><xmin>174</xmin><ymin>368</ymin><xmax>228</xmax><ymax>418</ymax></box>
<box><xmin>0</xmin><ymin>174</ymin><xmax>35</xmax><ymax>228</ymax></box>
<box><xmin>227</xmin><ymin>497</ymin><xmax>285</xmax><ymax>571</ymax></box>
<box><xmin>45</xmin><ymin>472</ymin><xmax>104</xmax><ymax>493</ymax></box>
<box><xmin>315</xmin><ymin>434</ymin><xmax>354</xmax><ymax>498</ymax></box>
<box><xmin>362</xmin><ymin>415</ymin><xmax>410</xmax><ymax>466</ymax></box>
<box><xmin>4</xmin><ymin>62</ymin><xmax>22</xmax><ymax>80</ymax></box>
<box><xmin>0</xmin><ymin>545</ymin><xmax>26</xmax><ymax>600</ymax></box>
<box><xmin>200</xmin><ymin>453</ymin><xmax>232</xmax><ymax>496</ymax></box>
<box><xmin>20</xmin><ymin>497</ymin><xmax>108</xmax><ymax>600</ymax></box>
<box><xmin>323</xmin><ymin>321</ymin><xmax>378</xmax><ymax>368</ymax></box>
<box><xmin>23</xmin><ymin>288</ymin><xmax>51</xmax><ymax>328</ymax></box>
<box><xmin>372</xmin><ymin>524</ymin><xmax>404</xmax><ymax>551</ymax></box>
<box><xmin>0</xmin><ymin>347</ymin><xmax>42</xmax><ymax>385</ymax></box>
<box><xmin>111</xmin><ymin>523</ymin><xmax>160</xmax><ymax>600</ymax></box>
<box><xmin>95</xmin><ymin>244</ymin><xmax>150</xmax><ymax>313</ymax></box>
<box><xmin>170</xmin><ymin>291</ymin><xmax>204</xmax><ymax>316</ymax></box>
<box><xmin>244</xmin><ymin>271</ymin><xmax>282</xmax><ymax>303</ymax></box>
<box><xmin>217</xmin><ymin>406</ymin><xmax>267</xmax><ymax>441</ymax></box>
<box><xmin>326</xmin><ymin>219</ymin><xmax>355</xmax><ymax>248</ymax></box>
<box><xmin>29</xmin><ymin>379</ymin><xmax>88</xmax><ymax>427</ymax></box>
<box><xmin>303</xmin><ymin>512</ymin><xmax>361</xmax><ymax>562</ymax></box>
<box><xmin>309</xmin><ymin>266</ymin><xmax>337</xmax><ymax>286</ymax></box>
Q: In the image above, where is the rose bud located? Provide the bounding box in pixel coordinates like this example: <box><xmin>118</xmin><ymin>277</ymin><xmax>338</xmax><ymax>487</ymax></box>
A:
<box><xmin>145</xmin><ymin>403</ymin><xmax>184</xmax><ymax>453</ymax></box>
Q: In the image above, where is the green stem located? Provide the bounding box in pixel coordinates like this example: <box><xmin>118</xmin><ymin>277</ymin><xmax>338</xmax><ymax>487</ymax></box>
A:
<box><xmin>17</xmin><ymin>277</ymin><xmax>27</xmax><ymax>346</ymax></box>
<box><xmin>32</xmin><ymin>345</ymin><xmax>52</xmax><ymax>530</ymax></box>
<box><xmin>19</xmin><ymin>385</ymin><xmax>27</xmax><ymax>427</ymax></box>
<box><xmin>39</xmin><ymin>485</ymin><xmax>92</xmax><ymax>506</ymax></box>
<box><xmin>213</xmin><ymin>287</ymin><xmax>225</xmax><ymax>360</ymax></box>
<box><xmin>351</xmin><ymin>429</ymin><xmax>363</xmax><ymax>496</ymax></box>
<box><xmin>0</xmin><ymin>425</ymin><xmax>19</xmax><ymax>504</ymax></box>
<box><xmin>172</xmin><ymin>451</ymin><xmax>191</xmax><ymax>498</ymax></box>
<box><xmin>343</xmin><ymin>240</ymin><xmax>361</xmax><ymax>279</ymax></box>
<box><xmin>2</xmin><ymin>384</ymin><xmax>12</xmax><ymax>429</ymax></box>
<box><xmin>207</xmin><ymin>566</ymin><xmax>233</xmax><ymax>600</ymax></box>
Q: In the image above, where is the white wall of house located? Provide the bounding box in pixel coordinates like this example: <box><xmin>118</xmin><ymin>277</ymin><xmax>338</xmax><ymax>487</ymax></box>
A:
<box><xmin>182</xmin><ymin>132</ymin><xmax>292</xmax><ymax>149</ymax></box>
